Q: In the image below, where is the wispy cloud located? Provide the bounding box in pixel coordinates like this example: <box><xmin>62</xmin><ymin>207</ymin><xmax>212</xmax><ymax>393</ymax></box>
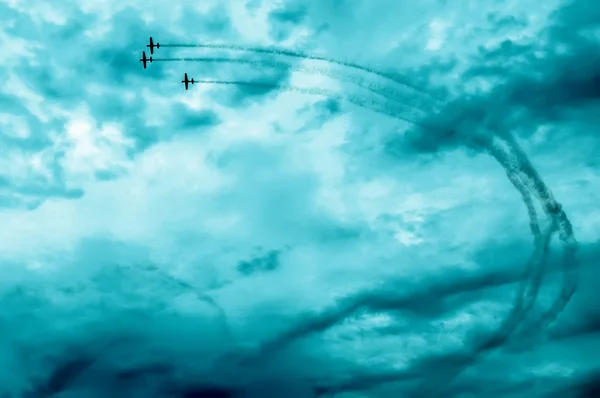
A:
<box><xmin>0</xmin><ymin>0</ymin><xmax>598</xmax><ymax>396</ymax></box>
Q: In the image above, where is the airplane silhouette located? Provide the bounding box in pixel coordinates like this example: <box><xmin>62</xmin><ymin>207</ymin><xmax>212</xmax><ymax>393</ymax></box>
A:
<box><xmin>147</xmin><ymin>37</ymin><xmax>160</xmax><ymax>54</ymax></box>
<box><xmin>181</xmin><ymin>73</ymin><xmax>194</xmax><ymax>90</ymax></box>
<box><xmin>139</xmin><ymin>51</ymin><xmax>152</xmax><ymax>68</ymax></box>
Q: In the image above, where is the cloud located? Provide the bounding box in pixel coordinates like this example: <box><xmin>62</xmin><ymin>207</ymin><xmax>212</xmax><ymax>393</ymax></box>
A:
<box><xmin>0</xmin><ymin>0</ymin><xmax>598</xmax><ymax>396</ymax></box>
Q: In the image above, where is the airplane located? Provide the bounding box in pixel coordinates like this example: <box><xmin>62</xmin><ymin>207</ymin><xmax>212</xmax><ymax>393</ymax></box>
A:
<box><xmin>146</xmin><ymin>37</ymin><xmax>160</xmax><ymax>54</ymax></box>
<box><xmin>139</xmin><ymin>51</ymin><xmax>152</xmax><ymax>68</ymax></box>
<box><xmin>181</xmin><ymin>73</ymin><xmax>194</xmax><ymax>90</ymax></box>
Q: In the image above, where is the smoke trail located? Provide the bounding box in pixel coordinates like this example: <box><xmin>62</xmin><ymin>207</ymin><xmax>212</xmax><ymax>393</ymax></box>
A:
<box><xmin>194</xmin><ymin>79</ymin><xmax>439</xmax><ymax>130</ymax></box>
<box><xmin>190</xmin><ymin>74</ymin><xmax>577</xmax><ymax>395</ymax></box>
<box><xmin>505</xmin><ymin>173</ymin><xmax>548</xmax><ymax>314</ymax></box>
<box><xmin>488</xmin><ymin>141</ymin><xmax>550</xmax><ymax>315</ymax></box>
<box><xmin>160</xmin><ymin>42</ymin><xmax>445</xmax><ymax>103</ymax></box>
<box><xmin>152</xmin><ymin>57</ymin><xmax>437</xmax><ymax>114</ymax></box>
<box><xmin>415</xmin><ymin>131</ymin><xmax>578</xmax><ymax>395</ymax></box>
<box><xmin>414</xmin><ymin>218</ymin><xmax>558</xmax><ymax>396</ymax></box>
<box><xmin>461</xmin><ymin>88</ymin><xmax>579</xmax><ymax>329</ymax></box>
<box><xmin>492</xmin><ymin>134</ymin><xmax>579</xmax><ymax>327</ymax></box>
<box><xmin>475</xmin><ymin>141</ymin><xmax>559</xmax><ymax>331</ymax></box>
<box><xmin>438</xmin><ymin>94</ymin><xmax>578</xmax><ymax>328</ymax></box>
<box><xmin>486</xmin><ymin>130</ymin><xmax>578</xmax><ymax>327</ymax></box>
<box><xmin>198</xmin><ymin>78</ymin><xmax>574</xmax><ymax>387</ymax></box>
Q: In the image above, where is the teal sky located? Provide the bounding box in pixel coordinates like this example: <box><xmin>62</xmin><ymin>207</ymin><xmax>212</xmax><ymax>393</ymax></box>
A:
<box><xmin>0</xmin><ymin>0</ymin><xmax>599</xmax><ymax>396</ymax></box>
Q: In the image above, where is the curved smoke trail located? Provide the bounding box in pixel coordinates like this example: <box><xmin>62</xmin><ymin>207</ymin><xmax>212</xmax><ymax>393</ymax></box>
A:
<box><xmin>157</xmin><ymin>46</ymin><xmax>573</xmax><ymax>334</ymax></box>
<box><xmin>412</xmin><ymin>141</ymin><xmax>562</xmax><ymax>396</ymax></box>
<box><xmin>160</xmin><ymin>42</ymin><xmax>445</xmax><ymax>103</ymax></box>
<box><xmin>409</xmin><ymin>114</ymin><xmax>578</xmax><ymax>394</ymax></box>
<box><xmin>153</xmin><ymin>56</ymin><xmax>438</xmax><ymax>114</ymax></box>
<box><xmin>453</xmin><ymin>90</ymin><xmax>580</xmax><ymax>327</ymax></box>
<box><xmin>193</xmin><ymin>79</ymin><xmax>436</xmax><ymax>130</ymax></box>
<box><xmin>189</xmin><ymin>73</ymin><xmax>577</xmax><ymax>393</ymax></box>
<box><xmin>492</xmin><ymin>133</ymin><xmax>579</xmax><ymax>327</ymax></box>
<box><xmin>195</xmin><ymin>75</ymin><xmax>576</xmax><ymax>326</ymax></box>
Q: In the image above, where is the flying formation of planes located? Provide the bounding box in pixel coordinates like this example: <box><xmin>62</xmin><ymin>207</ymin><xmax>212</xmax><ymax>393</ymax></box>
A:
<box><xmin>140</xmin><ymin>37</ymin><xmax>192</xmax><ymax>90</ymax></box>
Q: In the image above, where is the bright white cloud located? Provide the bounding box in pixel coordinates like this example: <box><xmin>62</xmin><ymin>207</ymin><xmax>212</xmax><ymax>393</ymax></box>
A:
<box><xmin>0</xmin><ymin>0</ymin><xmax>597</xmax><ymax>396</ymax></box>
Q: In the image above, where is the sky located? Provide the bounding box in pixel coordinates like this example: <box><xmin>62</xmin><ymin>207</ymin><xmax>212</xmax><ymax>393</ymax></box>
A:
<box><xmin>0</xmin><ymin>0</ymin><xmax>599</xmax><ymax>396</ymax></box>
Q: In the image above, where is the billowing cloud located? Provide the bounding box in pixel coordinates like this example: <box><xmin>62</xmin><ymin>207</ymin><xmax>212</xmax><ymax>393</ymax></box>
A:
<box><xmin>0</xmin><ymin>0</ymin><xmax>598</xmax><ymax>396</ymax></box>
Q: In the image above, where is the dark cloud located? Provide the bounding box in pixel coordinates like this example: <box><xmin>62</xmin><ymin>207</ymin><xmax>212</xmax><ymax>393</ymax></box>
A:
<box><xmin>0</xmin><ymin>176</ymin><xmax>85</xmax><ymax>210</ymax></box>
<box><xmin>545</xmin><ymin>371</ymin><xmax>600</xmax><ymax>398</ymax></box>
<box><xmin>268</xmin><ymin>4</ymin><xmax>308</xmax><ymax>42</ymax></box>
<box><xmin>2</xmin><ymin>238</ymin><xmax>597</xmax><ymax>397</ymax></box>
<box><xmin>171</xmin><ymin>105</ymin><xmax>222</xmax><ymax>131</ymax></box>
<box><xmin>211</xmin><ymin>68</ymin><xmax>295</xmax><ymax>108</ymax></box>
<box><xmin>1</xmin><ymin>0</ymin><xmax>598</xmax><ymax>397</ymax></box>
<box><xmin>174</xmin><ymin>385</ymin><xmax>236</xmax><ymax>398</ymax></box>
<box><xmin>294</xmin><ymin>98</ymin><xmax>343</xmax><ymax>131</ymax></box>
<box><xmin>28</xmin><ymin>356</ymin><xmax>96</xmax><ymax>397</ymax></box>
<box><xmin>237</xmin><ymin>249</ymin><xmax>281</xmax><ymax>276</ymax></box>
<box><xmin>487</xmin><ymin>13</ymin><xmax>529</xmax><ymax>31</ymax></box>
<box><xmin>369</xmin><ymin>0</ymin><xmax>600</xmax><ymax>160</ymax></box>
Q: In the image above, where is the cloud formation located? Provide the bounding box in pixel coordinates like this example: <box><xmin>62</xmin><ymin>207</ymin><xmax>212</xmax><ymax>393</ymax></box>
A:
<box><xmin>0</xmin><ymin>0</ymin><xmax>598</xmax><ymax>396</ymax></box>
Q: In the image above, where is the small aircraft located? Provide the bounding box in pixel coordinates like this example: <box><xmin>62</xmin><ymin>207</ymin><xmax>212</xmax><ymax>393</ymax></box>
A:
<box><xmin>139</xmin><ymin>51</ymin><xmax>152</xmax><ymax>68</ymax></box>
<box><xmin>147</xmin><ymin>37</ymin><xmax>160</xmax><ymax>54</ymax></box>
<box><xmin>181</xmin><ymin>73</ymin><xmax>194</xmax><ymax>90</ymax></box>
